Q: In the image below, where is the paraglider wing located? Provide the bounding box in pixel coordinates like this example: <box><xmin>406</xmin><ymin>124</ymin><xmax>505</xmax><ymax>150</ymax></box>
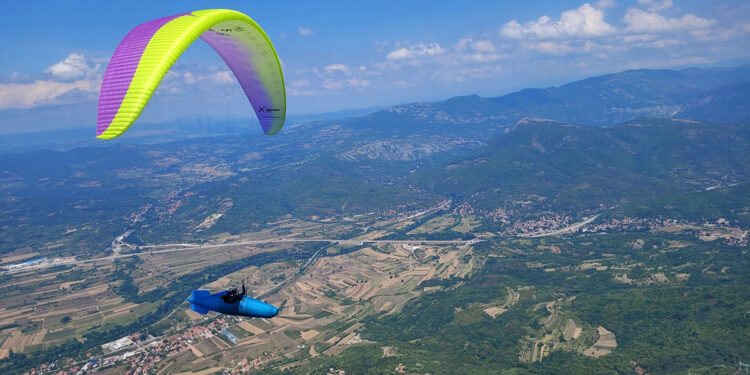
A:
<box><xmin>97</xmin><ymin>9</ymin><xmax>285</xmax><ymax>139</ymax></box>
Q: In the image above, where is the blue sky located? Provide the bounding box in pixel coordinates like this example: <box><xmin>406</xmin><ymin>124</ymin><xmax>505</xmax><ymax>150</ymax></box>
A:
<box><xmin>1</xmin><ymin>0</ymin><xmax>748</xmax><ymax>134</ymax></box>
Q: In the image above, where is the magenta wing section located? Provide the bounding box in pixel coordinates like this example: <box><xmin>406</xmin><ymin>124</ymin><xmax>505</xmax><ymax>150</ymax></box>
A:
<box><xmin>97</xmin><ymin>14</ymin><xmax>186</xmax><ymax>136</ymax></box>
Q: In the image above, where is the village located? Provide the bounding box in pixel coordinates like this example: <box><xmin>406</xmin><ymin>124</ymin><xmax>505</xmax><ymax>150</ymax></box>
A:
<box><xmin>25</xmin><ymin>317</ymin><xmax>289</xmax><ymax>375</ymax></box>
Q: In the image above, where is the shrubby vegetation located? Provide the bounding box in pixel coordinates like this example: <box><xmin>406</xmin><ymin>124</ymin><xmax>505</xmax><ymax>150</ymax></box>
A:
<box><xmin>606</xmin><ymin>182</ymin><xmax>750</xmax><ymax>227</ymax></box>
<box><xmin>294</xmin><ymin>232</ymin><xmax>750</xmax><ymax>374</ymax></box>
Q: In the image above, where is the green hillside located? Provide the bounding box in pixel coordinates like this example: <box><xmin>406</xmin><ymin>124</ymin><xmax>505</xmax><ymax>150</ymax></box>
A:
<box><xmin>407</xmin><ymin>118</ymin><xmax>750</xmax><ymax>217</ymax></box>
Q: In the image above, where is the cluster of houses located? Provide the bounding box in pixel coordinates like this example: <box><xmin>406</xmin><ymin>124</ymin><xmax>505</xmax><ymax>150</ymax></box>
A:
<box><xmin>25</xmin><ymin>319</ymin><xmax>237</xmax><ymax>375</ymax></box>
<box><xmin>227</xmin><ymin>353</ymin><xmax>279</xmax><ymax>374</ymax></box>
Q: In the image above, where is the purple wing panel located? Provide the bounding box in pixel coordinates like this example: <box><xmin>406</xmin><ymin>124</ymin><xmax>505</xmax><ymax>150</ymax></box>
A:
<box><xmin>200</xmin><ymin>30</ymin><xmax>274</xmax><ymax>134</ymax></box>
<box><xmin>96</xmin><ymin>14</ymin><xmax>185</xmax><ymax>136</ymax></box>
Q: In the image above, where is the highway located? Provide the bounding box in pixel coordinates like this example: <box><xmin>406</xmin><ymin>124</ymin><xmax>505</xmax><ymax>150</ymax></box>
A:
<box><xmin>5</xmin><ymin>237</ymin><xmax>476</xmax><ymax>273</ymax></box>
<box><xmin>5</xmin><ymin>199</ymin><xmax>462</xmax><ymax>274</ymax></box>
<box><xmin>85</xmin><ymin>237</ymin><xmax>475</xmax><ymax>263</ymax></box>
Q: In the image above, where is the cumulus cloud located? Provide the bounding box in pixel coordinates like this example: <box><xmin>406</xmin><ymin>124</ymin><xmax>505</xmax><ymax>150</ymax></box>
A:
<box><xmin>637</xmin><ymin>0</ymin><xmax>672</xmax><ymax>11</ymax></box>
<box><xmin>624</xmin><ymin>8</ymin><xmax>715</xmax><ymax>32</ymax></box>
<box><xmin>0</xmin><ymin>79</ymin><xmax>99</xmax><ymax>110</ymax></box>
<box><xmin>386</xmin><ymin>43</ymin><xmax>446</xmax><ymax>60</ymax></box>
<box><xmin>0</xmin><ymin>53</ymin><xmax>101</xmax><ymax>110</ymax></box>
<box><xmin>286</xmin><ymin>1</ymin><xmax>743</xmax><ymax>102</ymax></box>
<box><xmin>298</xmin><ymin>27</ymin><xmax>312</xmax><ymax>36</ymax></box>
<box><xmin>376</xmin><ymin>38</ymin><xmax>506</xmax><ymax>71</ymax></box>
<box><xmin>46</xmin><ymin>53</ymin><xmax>100</xmax><ymax>80</ymax></box>
<box><xmin>594</xmin><ymin>0</ymin><xmax>617</xmax><ymax>9</ymax></box>
<box><xmin>500</xmin><ymin>3</ymin><xmax>616</xmax><ymax>39</ymax></box>
<box><xmin>493</xmin><ymin>0</ymin><xmax>735</xmax><ymax>61</ymax></box>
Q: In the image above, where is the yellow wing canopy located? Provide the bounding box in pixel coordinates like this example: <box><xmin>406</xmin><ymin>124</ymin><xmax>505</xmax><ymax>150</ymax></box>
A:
<box><xmin>97</xmin><ymin>9</ymin><xmax>285</xmax><ymax>139</ymax></box>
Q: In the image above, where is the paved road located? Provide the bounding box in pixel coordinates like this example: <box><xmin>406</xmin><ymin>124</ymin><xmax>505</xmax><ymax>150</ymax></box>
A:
<box><xmin>87</xmin><ymin>238</ymin><xmax>474</xmax><ymax>262</ymax></box>
<box><xmin>6</xmin><ymin>237</ymin><xmax>475</xmax><ymax>273</ymax></box>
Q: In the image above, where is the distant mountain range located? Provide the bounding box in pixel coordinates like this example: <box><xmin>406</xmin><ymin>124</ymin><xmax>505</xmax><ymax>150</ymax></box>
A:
<box><xmin>1</xmin><ymin>64</ymin><xmax>748</xmax><ymax>254</ymax></box>
<box><xmin>353</xmin><ymin>64</ymin><xmax>750</xmax><ymax>130</ymax></box>
<box><xmin>3</xmin><ymin>64</ymin><xmax>748</xmax><ymax>154</ymax></box>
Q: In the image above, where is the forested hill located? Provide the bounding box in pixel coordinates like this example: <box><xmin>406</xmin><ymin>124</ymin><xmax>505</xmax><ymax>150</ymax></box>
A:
<box><xmin>404</xmin><ymin>118</ymin><xmax>750</xmax><ymax>216</ymax></box>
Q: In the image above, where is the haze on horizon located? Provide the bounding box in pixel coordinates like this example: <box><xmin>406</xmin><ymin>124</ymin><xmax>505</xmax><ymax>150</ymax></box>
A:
<box><xmin>1</xmin><ymin>0</ymin><xmax>749</xmax><ymax>134</ymax></box>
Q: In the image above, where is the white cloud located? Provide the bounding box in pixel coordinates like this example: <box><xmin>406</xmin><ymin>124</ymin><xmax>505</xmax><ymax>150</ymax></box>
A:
<box><xmin>378</xmin><ymin>39</ymin><xmax>505</xmax><ymax>71</ymax></box>
<box><xmin>594</xmin><ymin>0</ymin><xmax>617</xmax><ymax>9</ymax></box>
<box><xmin>210</xmin><ymin>71</ymin><xmax>234</xmax><ymax>84</ymax></box>
<box><xmin>386</xmin><ymin>43</ymin><xmax>446</xmax><ymax>60</ymax></box>
<box><xmin>500</xmin><ymin>3</ymin><xmax>616</xmax><ymax>39</ymax></box>
<box><xmin>459</xmin><ymin>65</ymin><xmax>503</xmax><ymax>79</ymax></box>
<box><xmin>499</xmin><ymin>20</ymin><xmax>526</xmax><ymax>39</ymax></box>
<box><xmin>291</xmin><ymin>80</ymin><xmax>310</xmax><ymax>88</ymax></box>
<box><xmin>620</xmin><ymin>33</ymin><xmax>684</xmax><ymax>48</ymax></box>
<box><xmin>458</xmin><ymin>53</ymin><xmax>504</xmax><ymax>63</ymax></box>
<box><xmin>494</xmin><ymin>1</ymin><xmax>733</xmax><ymax>60</ymax></box>
<box><xmin>323</xmin><ymin>78</ymin><xmax>370</xmax><ymax>90</ymax></box>
<box><xmin>324</xmin><ymin>64</ymin><xmax>350</xmax><ymax>73</ymax></box>
<box><xmin>0</xmin><ymin>54</ymin><xmax>101</xmax><ymax>110</ymax></box>
<box><xmin>183</xmin><ymin>72</ymin><xmax>196</xmax><ymax>84</ymax></box>
<box><xmin>453</xmin><ymin>38</ymin><xmax>504</xmax><ymax>63</ymax></box>
<box><xmin>301</xmin><ymin>63</ymin><xmax>373</xmax><ymax>92</ymax></box>
<box><xmin>287</xmin><ymin>80</ymin><xmax>315</xmax><ymax>96</ymax></box>
<box><xmin>456</xmin><ymin>38</ymin><xmax>495</xmax><ymax>52</ymax></box>
<box><xmin>689</xmin><ymin>23</ymin><xmax>750</xmax><ymax>42</ymax></box>
<box><xmin>46</xmin><ymin>53</ymin><xmax>100</xmax><ymax>80</ymax></box>
<box><xmin>167</xmin><ymin>69</ymin><xmax>235</xmax><ymax>87</ymax></box>
<box><xmin>637</xmin><ymin>0</ymin><xmax>673</xmax><ymax>11</ymax></box>
<box><xmin>534</xmin><ymin>41</ymin><xmax>575</xmax><ymax>55</ymax></box>
<box><xmin>279</xmin><ymin>2</ymin><xmax>743</xmax><ymax>103</ymax></box>
<box><xmin>624</xmin><ymin>8</ymin><xmax>715</xmax><ymax>33</ymax></box>
<box><xmin>287</xmin><ymin>80</ymin><xmax>316</xmax><ymax>96</ymax></box>
<box><xmin>622</xmin><ymin>34</ymin><xmax>657</xmax><ymax>43</ymax></box>
<box><xmin>0</xmin><ymin>79</ymin><xmax>99</xmax><ymax>110</ymax></box>
<box><xmin>298</xmin><ymin>27</ymin><xmax>313</xmax><ymax>36</ymax></box>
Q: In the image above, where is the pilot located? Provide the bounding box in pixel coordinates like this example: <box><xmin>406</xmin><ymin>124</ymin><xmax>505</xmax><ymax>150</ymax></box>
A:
<box><xmin>221</xmin><ymin>281</ymin><xmax>247</xmax><ymax>304</ymax></box>
<box><xmin>221</xmin><ymin>287</ymin><xmax>238</xmax><ymax>303</ymax></box>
